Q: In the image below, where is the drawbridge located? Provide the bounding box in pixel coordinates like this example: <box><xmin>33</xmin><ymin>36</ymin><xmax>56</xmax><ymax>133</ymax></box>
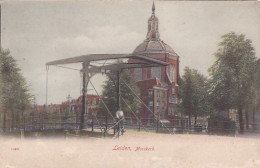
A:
<box><xmin>44</xmin><ymin>53</ymin><xmax>170</xmax><ymax>137</ymax></box>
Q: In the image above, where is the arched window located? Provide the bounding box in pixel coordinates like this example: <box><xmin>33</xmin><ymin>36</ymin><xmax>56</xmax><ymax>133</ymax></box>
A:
<box><xmin>170</xmin><ymin>66</ymin><xmax>175</xmax><ymax>83</ymax></box>
<box><xmin>151</xmin><ymin>67</ymin><xmax>161</xmax><ymax>80</ymax></box>
<box><xmin>135</xmin><ymin>68</ymin><xmax>142</xmax><ymax>81</ymax></box>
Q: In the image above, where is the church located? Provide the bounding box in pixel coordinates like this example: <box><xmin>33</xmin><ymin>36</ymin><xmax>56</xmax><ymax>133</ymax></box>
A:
<box><xmin>129</xmin><ymin>3</ymin><xmax>180</xmax><ymax>124</ymax></box>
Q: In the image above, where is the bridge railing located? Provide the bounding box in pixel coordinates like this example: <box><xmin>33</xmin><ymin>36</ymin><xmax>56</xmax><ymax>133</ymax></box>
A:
<box><xmin>1</xmin><ymin>114</ymin><xmax>260</xmax><ymax>136</ymax></box>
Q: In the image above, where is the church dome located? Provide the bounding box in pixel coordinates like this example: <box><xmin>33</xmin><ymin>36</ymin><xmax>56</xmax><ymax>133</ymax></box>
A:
<box><xmin>133</xmin><ymin>40</ymin><xmax>176</xmax><ymax>55</ymax></box>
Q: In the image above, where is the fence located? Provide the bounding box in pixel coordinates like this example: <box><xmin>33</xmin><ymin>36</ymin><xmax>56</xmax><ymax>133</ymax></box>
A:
<box><xmin>1</xmin><ymin>114</ymin><xmax>260</xmax><ymax>136</ymax></box>
<box><xmin>0</xmin><ymin>114</ymin><xmax>125</xmax><ymax>138</ymax></box>
<box><xmin>123</xmin><ymin>117</ymin><xmax>260</xmax><ymax>135</ymax></box>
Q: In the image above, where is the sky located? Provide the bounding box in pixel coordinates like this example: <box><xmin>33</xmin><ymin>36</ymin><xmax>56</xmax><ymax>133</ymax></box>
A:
<box><xmin>2</xmin><ymin>1</ymin><xmax>260</xmax><ymax>105</ymax></box>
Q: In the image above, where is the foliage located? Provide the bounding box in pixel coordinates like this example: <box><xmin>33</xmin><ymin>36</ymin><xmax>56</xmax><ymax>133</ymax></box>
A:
<box><xmin>208</xmin><ymin>32</ymin><xmax>257</xmax><ymax>131</ymax></box>
<box><xmin>0</xmin><ymin>49</ymin><xmax>31</xmax><ymax>130</ymax></box>
<box><xmin>209</xmin><ymin>32</ymin><xmax>256</xmax><ymax>109</ymax></box>
<box><xmin>251</xmin><ymin>59</ymin><xmax>260</xmax><ymax>110</ymax></box>
<box><xmin>179</xmin><ymin>67</ymin><xmax>212</xmax><ymax>123</ymax></box>
<box><xmin>99</xmin><ymin>64</ymin><xmax>141</xmax><ymax>117</ymax></box>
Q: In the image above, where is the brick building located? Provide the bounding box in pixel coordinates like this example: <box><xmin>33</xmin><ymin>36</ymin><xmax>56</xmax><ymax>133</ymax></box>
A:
<box><xmin>73</xmin><ymin>94</ymin><xmax>102</xmax><ymax>117</ymax></box>
<box><xmin>36</xmin><ymin>94</ymin><xmax>102</xmax><ymax>118</ymax></box>
<box><xmin>129</xmin><ymin>3</ymin><xmax>180</xmax><ymax>124</ymax></box>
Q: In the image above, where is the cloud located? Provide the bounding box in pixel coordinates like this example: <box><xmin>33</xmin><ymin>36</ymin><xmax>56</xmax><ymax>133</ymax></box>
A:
<box><xmin>35</xmin><ymin>25</ymin><xmax>143</xmax><ymax>104</ymax></box>
<box><xmin>47</xmin><ymin>25</ymin><xmax>142</xmax><ymax>58</ymax></box>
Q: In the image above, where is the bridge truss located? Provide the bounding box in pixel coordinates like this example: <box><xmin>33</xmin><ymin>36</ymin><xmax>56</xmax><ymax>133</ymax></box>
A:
<box><xmin>46</xmin><ymin>53</ymin><xmax>168</xmax><ymax>130</ymax></box>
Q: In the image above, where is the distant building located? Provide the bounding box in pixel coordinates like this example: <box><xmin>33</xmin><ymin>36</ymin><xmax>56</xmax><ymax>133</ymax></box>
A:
<box><xmin>74</xmin><ymin>94</ymin><xmax>103</xmax><ymax>117</ymax></box>
<box><xmin>135</xmin><ymin>78</ymin><xmax>167</xmax><ymax>122</ymax></box>
<box><xmin>37</xmin><ymin>94</ymin><xmax>103</xmax><ymax>118</ymax></box>
<box><xmin>129</xmin><ymin>3</ymin><xmax>180</xmax><ymax>124</ymax></box>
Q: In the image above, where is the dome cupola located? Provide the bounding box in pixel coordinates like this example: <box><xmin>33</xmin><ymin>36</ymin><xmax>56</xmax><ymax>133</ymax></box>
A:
<box><xmin>146</xmin><ymin>2</ymin><xmax>160</xmax><ymax>40</ymax></box>
<box><xmin>133</xmin><ymin>2</ymin><xmax>177</xmax><ymax>56</ymax></box>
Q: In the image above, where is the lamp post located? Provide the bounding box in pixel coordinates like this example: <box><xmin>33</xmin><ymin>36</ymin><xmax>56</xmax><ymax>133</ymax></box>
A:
<box><xmin>116</xmin><ymin>71</ymin><xmax>121</xmax><ymax>111</ymax></box>
<box><xmin>81</xmin><ymin>66</ymin><xmax>86</xmax><ymax>130</ymax></box>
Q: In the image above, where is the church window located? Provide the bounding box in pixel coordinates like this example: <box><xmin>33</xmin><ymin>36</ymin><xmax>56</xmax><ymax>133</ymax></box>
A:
<box><xmin>148</xmin><ymin>101</ymin><xmax>153</xmax><ymax>106</ymax></box>
<box><xmin>162</xmin><ymin>101</ymin><xmax>165</xmax><ymax>112</ymax></box>
<box><xmin>135</xmin><ymin>68</ymin><xmax>142</xmax><ymax>81</ymax></box>
<box><xmin>162</xmin><ymin>91</ymin><xmax>165</xmax><ymax>98</ymax></box>
<box><xmin>148</xmin><ymin>90</ymin><xmax>153</xmax><ymax>97</ymax></box>
<box><xmin>170</xmin><ymin>66</ymin><xmax>175</xmax><ymax>82</ymax></box>
<box><xmin>168</xmin><ymin>107</ymin><xmax>171</xmax><ymax>115</ymax></box>
<box><xmin>151</xmin><ymin>67</ymin><xmax>161</xmax><ymax>80</ymax></box>
<box><xmin>156</xmin><ymin>91</ymin><xmax>160</xmax><ymax>98</ymax></box>
<box><xmin>156</xmin><ymin>101</ymin><xmax>160</xmax><ymax>112</ymax></box>
<box><xmin>148</xmin><ymin>101</ymin><xmax>153</xmax><ymax>111</ymax></box>
<box><xmin>156</xmin><ymin>101</ymin><xmax>160</xmax><ymax>107</ymax></box>
<box><xmin>168</xmin><ymin>107</ymin><xmax>175</xmax><ymax>115</ymax></box>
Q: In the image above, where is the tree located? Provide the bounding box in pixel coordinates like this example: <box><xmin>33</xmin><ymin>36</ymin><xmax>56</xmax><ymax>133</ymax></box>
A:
<box><xmin>251</xmin><ymin>59</ymin><xmax>260</xmax><ymax>130</ymax></box>
<box><xmin>209</xmin><ymin>32</ymin><xmax>256</xmax><ymax>132</ymax></box>
<box><xmin>99</xmin><ymin>64</ymin><xmax>141</xmax><ymax>117</ymax></box>
<box><xmin>0</xmin><ymin>49</ymin><xmax>31</xmax><ymax>131</ymax></box>
<box><xmin>179</xmin><ymin>67</ymin><xmax>211</xmax><ymax>126</ymax></box>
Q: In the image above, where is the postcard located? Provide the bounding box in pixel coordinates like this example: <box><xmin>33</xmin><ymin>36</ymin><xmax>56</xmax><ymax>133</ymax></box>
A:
<box><xmin>0</xmin><ymin>1</ymin><xmax>259</xmax><ymax>168</ymax></box>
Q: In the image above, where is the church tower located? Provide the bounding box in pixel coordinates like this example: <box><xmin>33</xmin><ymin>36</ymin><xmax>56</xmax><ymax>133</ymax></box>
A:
<box><xmin>146</xmin><ymin>2</ymin><xmax>160</xmax><ymax>40</ymax></box>
<box><xmin>129</xmin><ymin>3</ymin><xmax>180</xmax><ymax>122</ymax></box>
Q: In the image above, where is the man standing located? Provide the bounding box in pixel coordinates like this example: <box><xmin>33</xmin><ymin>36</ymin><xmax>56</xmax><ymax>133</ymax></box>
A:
<box><xmin>116</xmin><ymin>110</ymin><xmax>125</xmax><ymax>135</ymax></box>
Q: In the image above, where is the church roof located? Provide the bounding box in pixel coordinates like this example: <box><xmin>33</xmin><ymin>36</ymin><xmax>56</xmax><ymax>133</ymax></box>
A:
<box><xmin>133</xmin><ymin>40</ymin><xmax>177</xmax><ymax>55</ymax></box>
